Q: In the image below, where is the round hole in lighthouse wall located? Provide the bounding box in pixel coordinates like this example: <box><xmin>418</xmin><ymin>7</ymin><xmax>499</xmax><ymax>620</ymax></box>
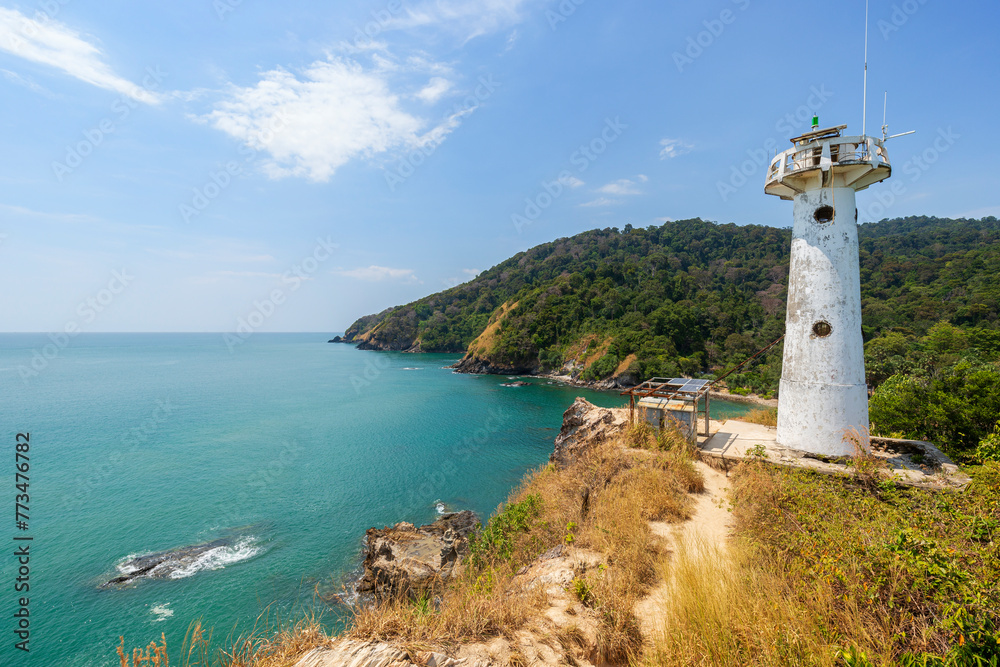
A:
<box><xmin>812</xmin><ymin>321</ymin><xmax>832</xmax><ymax>338</ymax></box>
<box><xmin>813</xmin><ymin>205</ymin><xmax>834</xmax><ymax>223</ymax></box>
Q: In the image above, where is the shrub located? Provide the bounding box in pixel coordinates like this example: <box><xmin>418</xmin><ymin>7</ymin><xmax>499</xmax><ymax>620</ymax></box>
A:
<box><xmin>468</xmin><ymin>494</ymin><xmax>543</xmax><ymax>568</ymax></box>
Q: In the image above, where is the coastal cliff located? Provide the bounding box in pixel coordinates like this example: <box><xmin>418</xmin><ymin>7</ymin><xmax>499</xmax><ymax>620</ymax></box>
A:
<box><xmin>356</xmin><ymin>510</ymin><xmax>478</xmax><ymax>600</ymax></box>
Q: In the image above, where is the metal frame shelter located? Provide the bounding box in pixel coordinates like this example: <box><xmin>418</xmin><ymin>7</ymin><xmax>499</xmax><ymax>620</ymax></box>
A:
<box><xmin>621</xmin><ymin>378</ymin><xmax>712</xmax><ymax>438</ymax></box>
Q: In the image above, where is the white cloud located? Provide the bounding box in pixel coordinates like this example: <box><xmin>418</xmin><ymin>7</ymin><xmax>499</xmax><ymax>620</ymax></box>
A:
<box><xmin>659</xmin><ymin>138</ymin><xmax>692</xmax><ymax>160</ymax></box>
<box><xmin>0</xmin><ymin>203</ymin><xmax>98</xmax><ymax>223</ymax></box>
<box><xmin>335</xmin><ymin>265</ymin><xmax>418</xmax><ymax>282</ymax></box>
<box><xmin>958</xmin><ymin>206</ymin><xmax>1000</xmax><ymax>219</ymax></box>
<box><xmin>580</xmin><ymin>197</ymin><xmax>618</xmax><ymax>208</ymax></box>
<box><xmin>1</xmin><ymin>67</ymin><xmax>55</xmax><ymax>97</ymax></box>
<box><xmin>462</xmin><ymin>268</ymin><xmax>481</xmax><ymax>277</ymax></box>
<box><xmin>502</xmin><ymin>30</ymin><xmax>519</xmax><ymax>53</ymax></box>
<box><xmin>389</xmin><ymin>0</ymin><xmax>532</xmax><ymax>42</ymax></box>
<box><xmin>597</xmin><ymin>175</ymin><xmax>647</xmax><ymax>196</ymax></box>
<box><xmin>204</xmin><ymin>57</ymin><xmax>466</xmax><ymax>182</ymax></box>
<box><xmin>212</xmin><ymin>270</ymin><xmax>287</xmax><ymax>279</ymax></box>
<box><xmin>559</xmin><ymin>174</ymin><xmax>584</xmax><ymax>188</ymax></box>
<box><xmin>416</xmin><ymin>76</ymin><xmax>452</xmax><ymax>103</ymax></box>
<box><xmin>0</xmin><ymin>8</ymin><xmax>162</xmax><ymax>104</ymax></box>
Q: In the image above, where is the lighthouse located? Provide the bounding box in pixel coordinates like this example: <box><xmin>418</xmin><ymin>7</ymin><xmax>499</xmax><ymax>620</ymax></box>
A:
<box><xmin>764</xmin><ymin>120</ymin><xmax>891</xmax><ymax>456</ymax></box>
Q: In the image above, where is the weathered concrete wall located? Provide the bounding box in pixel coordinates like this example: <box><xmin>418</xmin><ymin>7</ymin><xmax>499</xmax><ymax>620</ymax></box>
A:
<box><xmin>777</xmin><ymin>186</ymin><xmax>869</xmax><ymax>456</ymax></box>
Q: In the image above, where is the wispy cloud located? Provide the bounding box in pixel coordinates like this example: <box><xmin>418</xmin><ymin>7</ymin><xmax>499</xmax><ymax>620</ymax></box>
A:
<box><xmin>416</xmin><ymin>76</ymin><xmax>452</xmax><ymax>103</ymax></box>
<box><xmin>659</xmin><ymin>138</ymin><xmax>692</xmax><ymax>160</ymax></box>
<box><xmin>597</xmin><ymin>175</ymin><xmax>647</xmax><ymax>195</ymax></box>
<box><xmin>559</xmin><ymin>174</ymin><xmax>585</xmax><ymax>188</ymax></box>
<box><xmin>334</xmin><ymin>265</ymin><xmax>418</xmax><ymax>282</ymax></box>
<box><xmin>203</xmin><ymin>56</ymin><xmax>465</xmax><ymax>182</ymax></box>
<box><xmin>580</xmin><ymin>197</ymin><xmax>618</xmax><ymax>208</ymax></box>
<box><xmin>388</xmin><ymin>0</ymin><xmax>533</xmax><ymax>42</ymax></box>
<box><xmin>212</xmin><ymin>270</ymin><xmax>286</xmax><ymax>279</ymax></box>
<box><xmin>144</xmin><ymin>246</ymin><xmax>274</xmax><ymax>264</ymax></box>
<box><xmin>959</xmin><ymin>206</ymin><xmax>1000</xmax><ymax>219</ymax></box>
<box><xmin>1</xmin><ymin>67</ymin><xmax>56</xmax><ymax>98</ymax></box>
<box><xmin>0</xmin><ymin>8</ymin><xmax>162</xmax><ymax>104</ymax></box>
<box><xmin>0</xmin><ymin>203</ymin><xmax>99</xmax><ymax>223</ymax></box>
<box><xmin>462</xmin><ymin>268</ymin><xmax>481</xmax><ymax>277</ymax></box>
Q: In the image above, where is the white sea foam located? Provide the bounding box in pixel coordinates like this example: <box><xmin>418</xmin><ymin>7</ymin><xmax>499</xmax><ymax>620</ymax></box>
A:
<box><xmin>167</xmin><ymin>536</ymin><xmax>262</xmax><ymax>579</ymax></box>
<box><xmin>401</xmin><ymin>367</ymin><xmax>421</xmax><ymax>370</ymax></box>
<box><xmin>116</xmin><ymin>554</ymin><xmax>141</xmax><ymax>575</ymax></box>
<box><xmin>435</xmin><ymin>501</ymin><xmax>446</xmax><ymax>515</ymax></box>
<box><xmin>150</xmin><ymin>604</ymin><xmax>174</xmax><ymax>622</ymax></box>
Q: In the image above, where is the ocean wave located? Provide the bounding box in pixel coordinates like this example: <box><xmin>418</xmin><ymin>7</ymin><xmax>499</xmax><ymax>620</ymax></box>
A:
<box><xmin>435</xmin><ymin>501</ymin><xmax>446</xmax><ymax>515</ymax></box>
<box><xmin>115</xmin><ymin>554</ymin><xmax>142</xmax><ymax>575</ymax></box>
<box><xmin>150</xmin><ymin>604</ymin><xmax>174</xmax><ymax>622</ymax></box>
<box><xmin>166</xmin><ymin>536</ymin><xmax>262</xmax><ymax>579</ymax></box>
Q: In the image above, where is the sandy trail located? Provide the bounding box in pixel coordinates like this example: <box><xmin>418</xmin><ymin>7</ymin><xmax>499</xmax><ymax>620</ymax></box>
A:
<box><xmin>635</xmin><ymin>460</ymin><xmax>732</xmax><ymax>640</ymax></box>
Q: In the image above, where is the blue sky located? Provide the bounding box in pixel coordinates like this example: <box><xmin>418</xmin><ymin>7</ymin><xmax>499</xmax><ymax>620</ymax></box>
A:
<box><xmin>1</xmin><ymin>0</ymin><xmax>997</xmax><ymax>333</ymax></box>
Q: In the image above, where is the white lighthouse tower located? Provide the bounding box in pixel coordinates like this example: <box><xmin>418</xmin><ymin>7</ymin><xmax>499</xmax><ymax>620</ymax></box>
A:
<box><xmin>764</xmin><ymin>121</ymin><xmax>891</xmax><ymax>456</ymax></box>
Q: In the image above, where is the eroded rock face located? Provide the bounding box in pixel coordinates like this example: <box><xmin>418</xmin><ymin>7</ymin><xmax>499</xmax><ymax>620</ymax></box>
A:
<box><xmin>450</xmin><ymin>355</ymin><xmax>535</xmax><ymax>376</ymax></box>
<box><xmin>357</xmin><ymin>511</ymin><xmax>479</xmax><ymax>599</ymax></box>
<box><xmin>294</xmin><ymin>640</ymin><xmax>481</xmax><ymax>667</ymax></box>
<box><xmin>550</xmin><ymin>398</ymin><xmax>627</xmax><ymax>467</ymax></box>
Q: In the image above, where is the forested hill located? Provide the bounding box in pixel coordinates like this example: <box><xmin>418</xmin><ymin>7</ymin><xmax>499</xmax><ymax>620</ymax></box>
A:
<box><xmin>340</xmin><ymin>216</ymin><xmax>1000</xmax><ymax>393</ymax></box>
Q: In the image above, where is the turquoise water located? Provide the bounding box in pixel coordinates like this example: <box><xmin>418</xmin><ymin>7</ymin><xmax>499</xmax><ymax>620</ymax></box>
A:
<box><xmin>0</xmin><ymin>334</ymin><xmax>749</xmax><ymax>665</ymax></box>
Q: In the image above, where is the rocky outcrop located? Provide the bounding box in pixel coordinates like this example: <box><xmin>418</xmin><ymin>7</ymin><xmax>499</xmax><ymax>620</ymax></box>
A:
<box><xmin>294</xmin><ymin>641</ymin><xmax>481</xmax><ymax>667</ymax></box>
<box><xmin>357</xmin><ymin>511</ymin><xmax>479</xmax><ymax>599</ymax></box>
<box><xmin>550</xmin><ymin>398</ymin><xmax>628</xmax><ymax>467</ymax></box>
<box><xmin>451</xmin><ymin>355</ymin><xmax>536</xmax><ymax>376</ymax></box>
<box><xmin>356</xmin><ymin>336</ymin><xmax>423</xmax><ymax>353</ymax></box>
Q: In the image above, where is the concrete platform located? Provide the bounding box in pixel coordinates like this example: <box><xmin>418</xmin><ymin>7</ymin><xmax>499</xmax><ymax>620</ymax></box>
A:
<box><xmin>696</xmin><ymin>419</ymin><xmax>970</xmax><ymax>491</ymax></box>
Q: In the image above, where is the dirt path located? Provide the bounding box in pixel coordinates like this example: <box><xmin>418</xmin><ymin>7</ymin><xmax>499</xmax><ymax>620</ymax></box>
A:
<box><xmin>635</xmin><ymin>460</ymin><xmax>732</xmax><ymax>641</ymax></box>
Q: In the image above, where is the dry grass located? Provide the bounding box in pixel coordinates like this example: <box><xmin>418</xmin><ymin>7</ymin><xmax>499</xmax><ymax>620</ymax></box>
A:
<box><xmin>116</xmin><ymin>615</ymin><xmax>331</xmax><ymax>667</ymax></box>
<box><xmin>347</xmin><ymin>425</ymin><xmax>703</xmax><ymax>663</ymax></box>
<box><xmin>662</xmin><ymin>458</ymin><xmax>1000</xmax><ymax>666</ymax></box>
<box><xmin>642</xmin><ymin>534</ymin><xmax>846</xmax><ymax>667</ymax></box>
<box><xmin>614</xmin><ymin>353</ymin><xmax>638</xmax><ymax>376</ymax></box>
<box><xmin>118</xmin><ymin>633</ymin><xmax>169</xmax><ymax>667</ymax></box>
<box><xmin>582</xmin><ymin>337</ymin><xmax>612</xmax><ymax>369</ymax></box>
<box><xmin>347</xmin><ymin>568</ymin><xmax>546</xmax><ymax>644</ymax></box>
<box><xmin>466</xmin><ymin>300</ymin><xmax>518</xmax><ymax>357</ymax></box>
<box><xmin>739</xmin><ymin>406</ymin><xmax>777</xmax><ymax>427</ymax></box>
<box><xmin>220</xmin><ymin>615</ymin><xmax>329</xmax><ymax>667</ymax></box>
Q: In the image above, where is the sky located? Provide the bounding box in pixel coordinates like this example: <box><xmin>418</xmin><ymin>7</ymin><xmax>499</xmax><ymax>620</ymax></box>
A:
<box><xmin>1</xmin><ymin>0</ymin><xmax>997</xmax><ymax>333</ymax></box>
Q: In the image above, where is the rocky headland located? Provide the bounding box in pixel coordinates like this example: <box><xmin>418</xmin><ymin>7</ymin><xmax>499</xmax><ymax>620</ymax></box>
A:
<box><xmin>356</xmin><ymin>510</ymin><xmax>478</xmax><ymax>600</ymax></box>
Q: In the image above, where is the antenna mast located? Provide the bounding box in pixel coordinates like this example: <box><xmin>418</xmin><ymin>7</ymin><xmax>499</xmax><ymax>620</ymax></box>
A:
<box><xmin>862</xmin><ymin>0</ymin><xmax>869</xmax><ymax>137</ymax></box>
<box><xmin>882</xmin><ymin>91</ymin><xmax>888</xmax><ymax>141</ymax></box>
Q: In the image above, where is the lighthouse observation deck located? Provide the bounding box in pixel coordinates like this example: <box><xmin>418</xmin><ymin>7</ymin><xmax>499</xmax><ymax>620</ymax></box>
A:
<box><xmin>765</xmin><ymin>125</ymin><xmax>891</xmax><ymax>200</ymax></box>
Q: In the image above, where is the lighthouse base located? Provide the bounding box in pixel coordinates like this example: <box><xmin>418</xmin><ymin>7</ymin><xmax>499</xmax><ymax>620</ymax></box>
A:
<box><xmin>776</xmin><ymin>379</ymin><xmax>869</xmax><ymax>457</ymax></box>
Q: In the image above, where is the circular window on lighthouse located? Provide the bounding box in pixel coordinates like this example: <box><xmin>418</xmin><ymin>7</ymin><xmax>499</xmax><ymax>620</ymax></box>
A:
<box><xmin>813</xmin><ymin>205</ymin><xmax>834</xmax><ymax>224</ymax></box>
<box><xmin>812</xmin><ymin>321</ymin><xmax>833</xmax><ymax>338</ymax></box>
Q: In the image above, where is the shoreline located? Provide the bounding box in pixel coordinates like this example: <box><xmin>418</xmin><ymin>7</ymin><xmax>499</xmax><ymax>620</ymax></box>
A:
<box><xmin>338</xmin><ymin>339</ymin><xmax>779</xmax><ymax>406</ymax></box>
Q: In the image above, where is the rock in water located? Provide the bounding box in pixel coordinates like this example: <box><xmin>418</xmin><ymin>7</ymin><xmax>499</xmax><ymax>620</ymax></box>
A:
<box><xmin>357</xmin><ymin>510</ymin><xmax>478</xmax><ymax>599</ymax></box>
<box><xmin>101</xmin><ymin>538</ymin><xmax>230</xmax><ymax>588</ymax></box>
<box><xmin>550</xmin><ymin>398</ymin><xmax>627</xmax><ymax>467</ymax></box>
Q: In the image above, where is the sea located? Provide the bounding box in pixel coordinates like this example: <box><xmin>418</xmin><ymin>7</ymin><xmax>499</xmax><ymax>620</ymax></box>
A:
<box><xmin>0</xmin><ymin>333</ymin><xmax>751</xmax><ymax>665</ymax></box>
